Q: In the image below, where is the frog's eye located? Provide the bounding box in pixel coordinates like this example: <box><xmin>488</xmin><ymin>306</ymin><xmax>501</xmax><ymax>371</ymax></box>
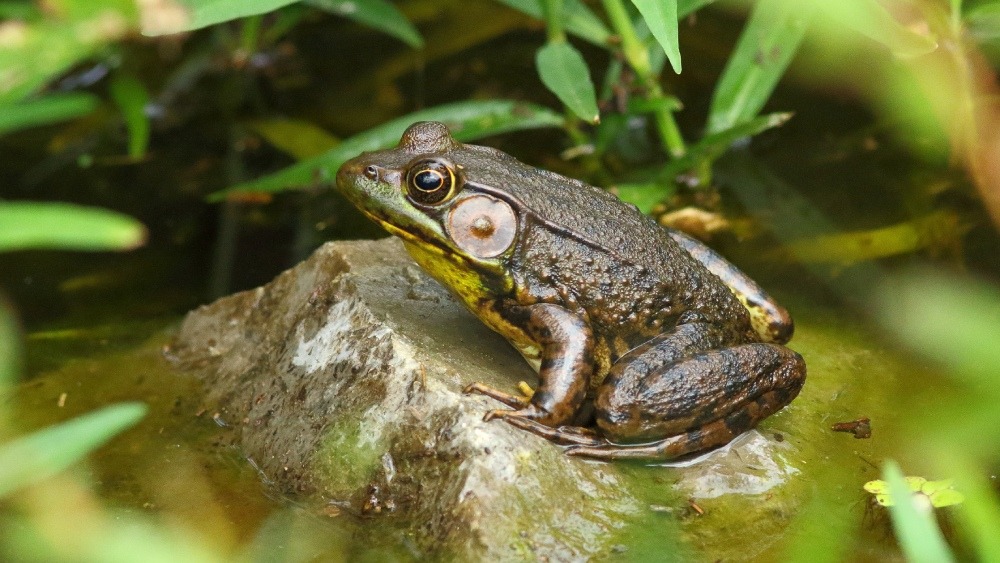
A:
<box><xmin>405</xmin><ymin>158</ymin><xmax>459</xmax><ymax>205</ymax></box>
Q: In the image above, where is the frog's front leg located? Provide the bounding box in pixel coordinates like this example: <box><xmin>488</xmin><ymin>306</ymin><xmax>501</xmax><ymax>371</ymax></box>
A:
<box><xmin>465</xmin><ymin>302</ymin><xmax>593</xmax><ymax>427</ymax></box>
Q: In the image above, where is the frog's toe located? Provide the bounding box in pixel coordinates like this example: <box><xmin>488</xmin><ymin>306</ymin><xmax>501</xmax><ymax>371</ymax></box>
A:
<box><xmin>564</xmin><ymin>437</ymin><xmax>688</xmax><ymax>460</ymax></box>
<box><xmin>497</xmin><ymin>414</ymin><xmax>604</xmax><ymax>446</ymax></box>
<box><xmin>464</xmin><ymin>382</ymin><xmax>530</xmax><ymax>409</ymax></box>
<box><xmin>482</xmin><ymin>408</ymin><xmax>512</xmax><ymax>422</ymax></box>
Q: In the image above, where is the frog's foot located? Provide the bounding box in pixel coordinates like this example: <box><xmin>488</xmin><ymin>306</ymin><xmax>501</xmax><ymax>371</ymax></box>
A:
<box><xmin>498</xmin><ymin>415</ymin><xmax>602</xmax><ymax>446</ymax></box>
<box><xmin>463</xmin><ymin>382</ymin><xmax>529</xmax><ymax>409</ymax></box>
<box><xmin>569</xmin><ymin>387</ymin><xmax>793</xmax><ymax>460</ymax></box>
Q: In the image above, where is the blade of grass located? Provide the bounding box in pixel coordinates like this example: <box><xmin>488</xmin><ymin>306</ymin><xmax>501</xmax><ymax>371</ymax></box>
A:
<box><xmin>883</xmin><ymin>460</ymin><xmax>956</xmax><ymax>563</ymax></box>
<box><xmin>707</xmin><ymin>0</ymin><xmax>813</xmax><ymax>134</ymax></box>
<box><xmin>247</xmin><ymin>118</ymin><xmax>340</xmax><ymax>160</ymax></box>
<box><xmin>0</xmin><ymin>402</ymin><xmax>148</xmax><ymax>498</ymax></box>
<box><xmin>211</xmin><ymin>100</ymin><xmax>563</xmax><ymax>200</ymax></box>
<box><xmin>109</xmin><ymin>75</ymin><xmax>151</xmax><ymax>158</ymax></box>
<box><xmin>660</xmin><ymin>111</ymin><xmax>791</xmax><ymax>179</ymax></box>
<box><xmin>305</xmin><ymin>0</ymin><xmax>423</xmax><ymax>48</ymax></box>
<box><xmin>0</xmin><ymin>202</ymin><xmax>147</xmax><ymax>252</ymax></box>
<box><xmin>677</xmin><ymin>0</ymin><xmax>715</xmax><ymax>18</ymax></box>
<box><xmin>0</xmin><ymin>93</ymin><xmax>99</xmax><ymax>135</ymax></box>
<box><xmin>495</xmin><ymin>0</ymin><xmax>611</xmax><ymax>45</ymax></box>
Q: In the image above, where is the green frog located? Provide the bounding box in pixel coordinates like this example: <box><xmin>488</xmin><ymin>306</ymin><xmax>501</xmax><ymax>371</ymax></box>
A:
<box><xmin>336</xmin><ymin>121</ymin><xmax>806</xmax><ymax>460</ymax></box>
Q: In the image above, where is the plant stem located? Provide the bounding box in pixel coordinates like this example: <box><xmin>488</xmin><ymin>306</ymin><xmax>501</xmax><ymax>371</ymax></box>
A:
<box><xmin>541</xmin><ymin>0</ymin><xmax>566</xmax><ymax>42</ymax></box>
<box><xmin>600</xmin><ymin>0</ymin><xmax>686</xmax><ymax>158</ymax></box>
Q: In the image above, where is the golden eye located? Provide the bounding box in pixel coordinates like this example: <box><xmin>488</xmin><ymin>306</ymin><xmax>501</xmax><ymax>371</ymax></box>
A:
<box><xmin>406</xmin><ymin>158</ymin><xmax>458</xmax><ymax>205</ymax></box>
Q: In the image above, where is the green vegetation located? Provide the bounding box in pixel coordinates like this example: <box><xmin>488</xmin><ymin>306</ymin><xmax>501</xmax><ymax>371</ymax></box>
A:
<box><xmin>3</xmin><ymin>0</ymin><xmax>1000</xmax><ymax>560</ymax></box>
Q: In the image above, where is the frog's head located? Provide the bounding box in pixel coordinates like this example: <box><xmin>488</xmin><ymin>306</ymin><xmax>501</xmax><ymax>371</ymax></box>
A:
<box><xmin>336</xmin><ymin>121</ymin><xmax>518</xmax><ymax>286</ymax></box>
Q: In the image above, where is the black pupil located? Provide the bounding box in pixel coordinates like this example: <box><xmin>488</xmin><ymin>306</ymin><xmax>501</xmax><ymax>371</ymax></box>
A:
<box><xmin>414</xmin><ymin>170</ymin><xmax>443</xmax><ymax>192</ymax></box>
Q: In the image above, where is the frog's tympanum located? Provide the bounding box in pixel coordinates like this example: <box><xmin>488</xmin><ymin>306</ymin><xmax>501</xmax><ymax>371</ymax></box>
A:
<box><xmin>336</xmin><ymin>121</ymin><xmax>806</xmax><ymax>460</ymax></box>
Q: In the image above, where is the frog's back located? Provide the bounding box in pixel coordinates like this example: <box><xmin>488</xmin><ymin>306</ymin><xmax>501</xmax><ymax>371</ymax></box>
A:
<box><xmin>454</xmin><ymin>144</ymin><xmax>753</xmax><ymax>341</ymax></box>
<box><xmin>456</xmin><ymin>144</ymin><xmax>680</xmax><ymax>263</ymax></box>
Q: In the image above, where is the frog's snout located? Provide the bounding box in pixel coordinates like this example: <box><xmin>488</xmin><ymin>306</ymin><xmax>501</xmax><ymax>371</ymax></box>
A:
<box><xmin>335</xmin><ymin>159</ymin><xmax>362</xmax><ymax>194</ymax></box>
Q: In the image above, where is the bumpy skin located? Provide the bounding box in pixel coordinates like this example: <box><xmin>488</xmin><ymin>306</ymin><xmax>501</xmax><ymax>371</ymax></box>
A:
<box><xmin>336</xmin><ymin>121</ymin><xmax>806</xmax><ymax>460</ymax></box>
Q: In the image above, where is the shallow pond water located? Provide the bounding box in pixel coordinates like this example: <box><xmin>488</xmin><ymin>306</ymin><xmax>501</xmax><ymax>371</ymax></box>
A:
<box><xmin>5</xmin><ymin>256</ymin><xmax>951</xmax><ymax>561</ymax></box>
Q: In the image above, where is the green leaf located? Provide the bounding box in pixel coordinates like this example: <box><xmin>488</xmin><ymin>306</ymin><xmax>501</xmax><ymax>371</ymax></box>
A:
<box><xmin>817</xmin><ymin>0</ymin><xmax>937</xmax><ymax>57</ymax></box>
<box><xmin>109</xmin><ymin>75</ymin><xmax>151</xmax><ymax>158</ymax></box>
<box><xmin>883</xmin><ymin>461</ymin><xmax>956</xmax><ymax>563</ymax></box>
<box><xmin>167</xmin><ymin>0</ymin><xmax>299</xmax><ymax>33</ymax></box>
<box><xmin>677</xmin><ymin>0</ymin><xmax>716</xmax><ymax>18</ymax></box>
<box><xmin>495</xmin><ymin>0</ymin><xmax>611</xmax><ymax>45</ymax></box>
<box><xmin>0</xmin><ymin>202</ymin><xmax>147</xmax><ymax>252</ymax></box>
<box><xmin>0</xmin><ymin>402</ymin><xmax>148</xmax><ymax>498</ymax></box>
<box><xmin>707</xmin><ymin>0</ymin><xmax>812</xmax><ymax>134</ymax></box>
<box><xmin>630</xmin><ymin>0</ymin><xmax>681</xmax><ymax>73</ymax></box>
<box><xmin>247</xmin><ymin>118</ymin><xmax>340</xmax><ymax>160</ymax></box>
<box><xmin>661</xmin><ymin>112</ymin><xmax>792</xmax><ymax>179</ymax></box>
<box><xmin>612</xmin><ymin>183</ymin><xmax>672</xmax><ymax>214</ymax></box>
<box><xmin>536</xmin><ymin>42</ymin><xmax>600</xmax><ymax>123</ymax></box>
<box><xmin>305</xmin><ymin>0</ymin><xmax>423</xmax><ymax>48</ymax></box>
<box><xmin>0</xmin><ymin>93</ymin><xmax>99</xmax><ymax>135</ymax></box>
<box><xmin>212</xmin><ymin>100</ymin><xmax>563</xmax><ymax>199</ymax></box>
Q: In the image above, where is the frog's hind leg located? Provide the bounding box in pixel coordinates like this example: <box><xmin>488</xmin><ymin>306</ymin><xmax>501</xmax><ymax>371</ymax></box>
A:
<box><xmin>578</xmin><ymin>342</ymin><xmax>805</xmax><ymax>461</ymax></box>
<box><xmin>565</xmin><ymin>386</ymin><xmax>796</xmax><ymax>460</ymax></box>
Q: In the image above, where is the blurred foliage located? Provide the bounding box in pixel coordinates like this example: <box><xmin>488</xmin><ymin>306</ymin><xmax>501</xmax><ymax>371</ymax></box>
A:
<box><xmin>2</xmin><ymin>0</ymin><xmax>1000</xmax><ymax>560</ymax></box>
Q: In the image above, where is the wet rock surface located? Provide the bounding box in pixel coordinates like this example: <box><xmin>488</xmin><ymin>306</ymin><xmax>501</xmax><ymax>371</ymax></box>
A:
<box><xmin>168</xmin><ymin>238</ymin><xmax>803</xmax><ymax>560</ymax></box>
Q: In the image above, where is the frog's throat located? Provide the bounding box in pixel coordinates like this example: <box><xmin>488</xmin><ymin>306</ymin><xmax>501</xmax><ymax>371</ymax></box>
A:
<box><xmin>366</xmin><ymin>211</ymin><xmax>506</xmax><ymax>279</ymax></box>
<box><xmin>402</xmin><ymin>238</ymin><xmax>534</xmax><ymax>357</ymax></box>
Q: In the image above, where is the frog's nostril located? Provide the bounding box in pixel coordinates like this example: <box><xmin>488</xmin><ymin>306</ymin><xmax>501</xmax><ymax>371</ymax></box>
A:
<box><xmin>364</xmin><ymin>165</ymin><xmax>379</xmax><ymax>180</ymax></box>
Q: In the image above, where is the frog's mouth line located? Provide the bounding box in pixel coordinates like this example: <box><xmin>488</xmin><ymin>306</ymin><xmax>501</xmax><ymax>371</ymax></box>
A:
<box><xmin>360</xmin><ymin>206</ymin><xmax>462</xmax><ymax>262</ymax></box>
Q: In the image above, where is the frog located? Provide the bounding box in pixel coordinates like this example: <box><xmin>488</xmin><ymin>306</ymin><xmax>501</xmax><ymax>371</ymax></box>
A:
<box><xmin>335</xmin><ymin>121</ymin><xmax>806</xmax><ymax>460</ymax></box>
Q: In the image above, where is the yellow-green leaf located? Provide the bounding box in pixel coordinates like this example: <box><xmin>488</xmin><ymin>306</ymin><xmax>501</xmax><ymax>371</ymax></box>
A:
<box><xmin>0</xmin><ymin>403</ymin><xmax>148</xmax><ymax>498</ymax></box>
<box><xmin>0</xmin><ymin>202</ymin><xmax>147</xmax><ymax>252</ymax></box>
<box><xmin>247</xmin><ymin>119</ymin><xmax>340</xmax><ymax>160</ymax></box>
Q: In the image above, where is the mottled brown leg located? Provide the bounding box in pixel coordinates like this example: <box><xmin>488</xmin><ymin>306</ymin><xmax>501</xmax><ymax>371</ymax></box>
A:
<box><xmin>576</xmin><ymin>342</ymin><xmax>805</xmax><ymax>460</ymax></box>
<box><xmin>565</xmin><ymin>387</ymin><xmax>795</xmax><ymax>460</ymax></box>
<box><xmin>466</xmin><ymin>303</ymin><xmax>594</xmax><ymax>427</ymax></box>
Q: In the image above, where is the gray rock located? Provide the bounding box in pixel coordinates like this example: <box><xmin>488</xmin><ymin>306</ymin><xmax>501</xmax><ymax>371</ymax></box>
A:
<box><xmin>168</xmin><ymin>238</ymin><xmax>643</xmax><ymax>560</ymax></box>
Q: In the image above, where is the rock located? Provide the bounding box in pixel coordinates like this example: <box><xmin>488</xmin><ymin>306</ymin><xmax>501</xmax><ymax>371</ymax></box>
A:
<box><xmin>167</xmin><ymin>238</ymin><xmax>643</xmax><ymax>560</ymax></box>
